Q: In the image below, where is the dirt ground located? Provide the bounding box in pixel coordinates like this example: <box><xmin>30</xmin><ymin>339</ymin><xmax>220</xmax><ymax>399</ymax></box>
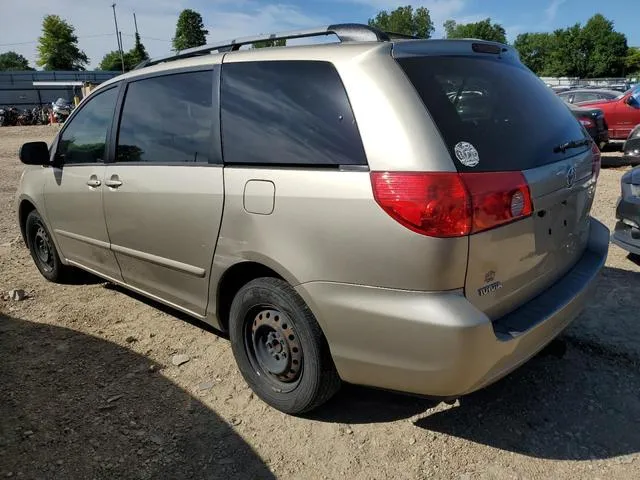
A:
<box><xmin>1</xmin><ymin>125</ymin><xmax>639</xmax><ymax>480</ymax></box>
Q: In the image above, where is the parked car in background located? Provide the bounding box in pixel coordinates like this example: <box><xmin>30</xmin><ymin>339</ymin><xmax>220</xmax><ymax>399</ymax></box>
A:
<box><xmin>558</xmin><ymin>89</ymin><xmax>621</xmax><ymax>104</ymax></box>
<box><xmin>623</xmin><ymin>124</ymin><xmax>640</xmax><ymax>165</ymax></box>
<box><xmin>612</xmin><ymin>166</ymin><xmax>640</xmax><ymax>256</ymax></box>
<box><xmin>15</xmin><ymin>25</ymin><xmax>608</xmax><ymax>414</ymax></box>
<box><xmin>568</xmin><ymin>103</ymin><xmax>608</xmax><ymax>149</ymax></box>
<box><xmin>578</xmin><ymin>85</ymin><xmax>640</xmax><ymax>141</ymax></box>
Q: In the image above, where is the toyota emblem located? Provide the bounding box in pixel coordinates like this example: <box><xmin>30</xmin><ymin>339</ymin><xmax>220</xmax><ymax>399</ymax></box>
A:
<box><xmin>566</xmin><ymin>165</ymin><xmax>577</xmax><ymax>188</ymax></box>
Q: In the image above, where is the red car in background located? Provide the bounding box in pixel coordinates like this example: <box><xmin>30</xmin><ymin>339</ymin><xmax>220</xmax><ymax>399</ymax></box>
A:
<box><xmin>577</xmin><ymin>85</ymin><xmax>640</xmax><ymax>141</ymax></box>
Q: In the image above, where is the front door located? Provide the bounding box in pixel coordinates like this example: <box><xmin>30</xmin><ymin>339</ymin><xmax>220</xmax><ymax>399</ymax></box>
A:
<box><xmin>103</xmin><ymin>69</ymin><xmax>223</xmax><ymax>317</ymax></box>
<box><xmin>610</xmin><ymin>90</ymin><xmax>640</xmax><ymax>139</ymax></box>
<box><xmin>44</xmin><ymin>85</ymin><xmax>123</xmax><ymax>281</ymax></box>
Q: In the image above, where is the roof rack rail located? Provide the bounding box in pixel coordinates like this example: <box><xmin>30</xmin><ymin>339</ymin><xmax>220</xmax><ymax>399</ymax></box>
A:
<box><xmin>136</xmin><ymin>23</ymin><xmax>390</xmax><ymax>69</ymax></box>
<box><xmin>385</xmin><ymin>31</ymin><xmax>419</xmax><ymax>40</ymax></box>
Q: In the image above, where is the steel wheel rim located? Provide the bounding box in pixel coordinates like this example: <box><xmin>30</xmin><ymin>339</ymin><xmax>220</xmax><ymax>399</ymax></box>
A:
<box><xmin>33</xmin><ymin>223</ymin><xmax>54</xmax><ymax>272</ymax></box>
<box><xmin>244</xmin><ymin>306</ymin><xmax>303</xmax><ymax>391</ymax></box>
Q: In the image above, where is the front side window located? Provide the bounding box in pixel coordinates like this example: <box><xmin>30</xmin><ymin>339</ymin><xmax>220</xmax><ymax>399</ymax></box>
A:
<box><xmin>57</xmin><ymin>87</ymin><xmax>118</xmax><ymax>165</ymax></box>
<box><xmin>116</xmin><ymin>71</ymin><xmax>213</xmax><ymax>164</ymax></box>
<box><xmin>220</xmin><ymin>61</ymin><xmax>367</xmax><ymax>166</ymax></box>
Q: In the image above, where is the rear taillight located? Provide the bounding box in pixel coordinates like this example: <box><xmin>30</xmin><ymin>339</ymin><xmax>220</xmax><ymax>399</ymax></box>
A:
<box><xmin>370</xmin><ymin>172</ymin><xmax>471</xmax><ymax>237</ymax></box>
<box><xmin>591</xmin><ymin>142</ymin><xmax>601</xmax><ymax>180</ymax></box>
<box><xmin>579</xmin><ymin>117</ymin><xmax>595</xmax><ymax>128</ymax></box>
<box><xmin>461</xmin><ymin>172</ymin><xmax>533</xmax><ymax>233</ymax></box>
<box><xmin>371</xmin><ymin>171</ymin><xmax>533</xmax><ymax>238</ymax></box>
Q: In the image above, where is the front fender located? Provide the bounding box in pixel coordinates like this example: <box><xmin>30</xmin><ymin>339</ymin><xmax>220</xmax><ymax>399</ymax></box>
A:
<box><xmin>16</xmin><ymin>167</ymin><xmax>66</xmax><ymax>264</ymax></box>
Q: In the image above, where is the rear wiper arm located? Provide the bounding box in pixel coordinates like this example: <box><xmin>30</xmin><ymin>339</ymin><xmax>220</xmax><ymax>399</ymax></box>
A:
<box><xmin>553</xmin><ymin>138</ymin><xmax>590</xmax><ymax>153</ymax></box>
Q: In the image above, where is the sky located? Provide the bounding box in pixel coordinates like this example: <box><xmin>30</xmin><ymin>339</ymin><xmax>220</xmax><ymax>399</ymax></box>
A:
<box><xmin>0</xmin><ymin>0</ymin><xmax>637</xmax><ymax>69</ymax></box>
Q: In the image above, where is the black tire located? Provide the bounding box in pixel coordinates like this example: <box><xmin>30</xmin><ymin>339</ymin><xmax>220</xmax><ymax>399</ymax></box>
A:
<box><xmin>229</xmin><ymin>277</ymin><xmax>341</xmax><ymax>414</ymax></box>
<box><xmin>25</xmin><ymin>210</ymin><xmax>70</xmax><ymax>282</ymax></box>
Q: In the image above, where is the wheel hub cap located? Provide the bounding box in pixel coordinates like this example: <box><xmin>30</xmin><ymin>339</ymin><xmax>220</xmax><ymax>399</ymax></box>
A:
<box><xmin>250</xmin><ymin>309</ymin><xmax>303</xmax><ymax>383</ymax></box>
<box><xmin>34</xmin><ymin>226</ymin><xmax>53</xmax><ymax>270</ymax></box>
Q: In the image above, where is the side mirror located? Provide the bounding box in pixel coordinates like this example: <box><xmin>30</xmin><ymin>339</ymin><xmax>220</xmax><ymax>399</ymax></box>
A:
<box><xmin>18</xmin><ymin>142</ymin><xmax>50</xmax><ymax>166</ymax></box>
<box><xmin>626</xmin><ymin>96</ymin><xmax>639</xmax><ymax>107</ymax></box>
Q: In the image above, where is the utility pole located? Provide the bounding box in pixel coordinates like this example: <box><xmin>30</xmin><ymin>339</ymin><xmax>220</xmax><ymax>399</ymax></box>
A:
<box><xmin>133</xmin><ymin>12</ymin><xmax>139</xmax><ymax>36</ymax></box>
<box><xmin>111</xmin><ymin>3</ymin><xmax>125</xmax><ymax>73</ymax></box>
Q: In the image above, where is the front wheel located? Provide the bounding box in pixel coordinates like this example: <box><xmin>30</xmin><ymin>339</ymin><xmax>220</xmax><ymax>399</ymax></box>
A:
<box><xmin>25</xmin><ymin>210</ymin><xmax>70</xmax><ymax>282</ymax></box>
<box><xmin>229</xmin><ymin>277</ymin><xmax>341</xmax><ymax>414</ymax></box>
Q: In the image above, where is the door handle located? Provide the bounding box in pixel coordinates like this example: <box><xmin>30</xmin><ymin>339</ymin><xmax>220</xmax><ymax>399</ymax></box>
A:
<box><xmin>105</xmin><ymin>175</ymin><xmax>123</xmax><ymax>188</ymax></box>
<box><xmin>86</xmin><ymin>177</ymin><xmax>101</xmax><ymax>188</ymax></box>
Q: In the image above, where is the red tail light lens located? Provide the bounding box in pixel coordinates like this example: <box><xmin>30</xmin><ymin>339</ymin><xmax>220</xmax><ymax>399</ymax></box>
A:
<box><xmin>370</xmin><ymin>172</ymin><xmax>471</xmax><ymax>237</ymax></box>
<box><xmin>371</xmin><ymin>171</ymin><xmax>533</xmax><ymax>238</ymax></box>
<box><xmin>460</xmin><ymin>172</ymin><xmax>533</xmax><ymax>233</ymax></box>
<box><xmin>591</xmin><ymin>142</ymin><xmax>601</xmax><ymax>180</ymax></box>
<box><xmin>579</xmin><ymin>117</ymin><xmax>595</xmax><ymax>128</ymax></box>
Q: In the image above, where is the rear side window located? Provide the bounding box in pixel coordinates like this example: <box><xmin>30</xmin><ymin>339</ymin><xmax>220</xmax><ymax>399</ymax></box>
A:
<box><xmin>572</xmin><ymin>92</ymin><xmax>594</xmax><ymax>103</ymax></box>
<box><xmin>220</xmin><ymin>61</ymin><xmax>367</xmax><ymax>167</ymax></box>
<box><xmin>397</xmin><ymin>56</ymin><xmax>589</xmax><ymax>172</ymax></box>
<box><xmin>116</xmin><ymin>71</ymin><xmax>213</xmax><ymax>164</ymax></box>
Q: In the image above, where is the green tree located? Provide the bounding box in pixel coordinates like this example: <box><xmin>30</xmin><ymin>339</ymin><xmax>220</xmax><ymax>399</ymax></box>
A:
<box><xmin>368</xmin><ymin>5</ymin><xmax>434</xmax><ymax>39</ymax></box>
<box><xmin>443</xmin><ymin>18</ymin><xmax>507</xmax><ymax>43</ymax></box>
<box><xmin>98</xmin><ymin>50</ymin><xmax>130</xmax><ymax>71</ymax></box>
<box><xmin>129</xmin><ymin>32</ymin><xmax>149</xmax><ymax>66</ymax></box>
<box><xmin>172</xmin><ymin>9</ymin><xmax>209</xmax><ymax>51</ymax></box>
<box><xmin>626</xmin><ymin>47</ymin><xmax>640</xmax><ymax>75</ymax></box>
<box><xmin>36</xmin><ymin>15</ymin><xmax>88</xmax><ymax>70</ymax></box>
<box><xmin>252</xmin><ymin>39</ymin><xmax>286</xmax><ymax>49</ymax></box>
<box><xmin>543</xmin><ymin>24</ymin><xmax>587</xmax><ymax>77</ymax></box>
<box><xmin>580</xmin><ymin>14</ymin><xmax>627</xmax><ymax>77</ymax></box>
<box><xmin>513</xmin><ymin>14</ymin><xmax>628</xmax><ymax>78</ymax></box>
<box><xmin>513</xmin><ymin>33</ymin><xmax>554</xmax><ymax>74</ymax></box>
<box><xmin>99</xmin><ymin>33</ymin><xmax>149</xmax><ymax>72</ymax></box>
<box><xmin>443</xmin><ymin>20</ymin><xmax>457</xmax><ymax>39</ymax></box>
<box><xmin>0</xmin><ymin>51</ymin><xmax>34</xmax><ymax>71</ymax></box>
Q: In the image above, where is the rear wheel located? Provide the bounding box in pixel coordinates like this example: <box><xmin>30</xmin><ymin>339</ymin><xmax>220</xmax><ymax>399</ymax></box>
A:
<box><xmin>25</xmin><ymin>210</ymin><xmax>70</xmax><ymax>282</ymax></box>
<box><xmin>229</xmin><ymin>277</ymin><xmax>341</xmax><ymax>414</ymax></box>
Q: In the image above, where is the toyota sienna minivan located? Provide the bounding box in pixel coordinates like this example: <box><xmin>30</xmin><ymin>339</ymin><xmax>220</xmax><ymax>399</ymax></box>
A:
<box><xmin>16</xmin><ymin>24</ymin><xmax>608</xmax><ymax>414</ymax></box>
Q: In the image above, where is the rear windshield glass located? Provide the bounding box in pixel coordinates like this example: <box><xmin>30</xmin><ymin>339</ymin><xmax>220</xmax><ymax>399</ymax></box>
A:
<box><xmin>397</xmin><ymin>56</ymin><xmax>590</xmax><ymax>172</ymax></box>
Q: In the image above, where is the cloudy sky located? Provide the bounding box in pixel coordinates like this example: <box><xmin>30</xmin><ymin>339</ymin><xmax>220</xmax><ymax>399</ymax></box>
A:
<box><xmin>0</xmin><ymin>0</ymin><xmax>637</xmax><ymax>69</ymax></box>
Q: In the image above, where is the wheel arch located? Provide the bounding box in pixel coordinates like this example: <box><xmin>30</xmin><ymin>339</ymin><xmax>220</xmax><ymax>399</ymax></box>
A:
<box><xmin>18</xmin><ymin>198</ymin><xmax>37</xmax><ymax>245</ymax></box>
<box><xmin>18</xmin><ymin>196</ymin><xmax>66</xmax><ymax>265</ymax></box>
<box><xmin>215</xmin><ymin>261</ymin><xmax>286</xmax><ymax>332</ymax></box>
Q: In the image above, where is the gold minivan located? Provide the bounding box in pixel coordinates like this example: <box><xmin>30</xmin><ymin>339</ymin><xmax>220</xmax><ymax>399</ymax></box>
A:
<box><xmin>16</xmin><ymin>24</ymin><xmax>608</xmax><ymax>414</ymax></box>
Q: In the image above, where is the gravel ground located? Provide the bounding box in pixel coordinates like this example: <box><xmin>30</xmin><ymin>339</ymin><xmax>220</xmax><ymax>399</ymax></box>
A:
<box><xmin>1</xmin><ymin>125</ymin><xmax>639</xmax><ymax>479</ymax></box>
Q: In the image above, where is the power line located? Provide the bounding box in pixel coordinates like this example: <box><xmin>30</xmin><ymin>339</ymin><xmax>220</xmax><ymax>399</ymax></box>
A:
<box><xmin>0</xmin><ymin>33</ymin><xmax>115</xmax><ymax>47</ymax></box>
<box><xmin>0</xmin><ymin>32</ymin><xmax>171</xmax><ymax>48</ymax></box>
<box><xmin>121</xmin><ymin>33</ymin><xmax>171</xmax><ymax>42</ymax></box>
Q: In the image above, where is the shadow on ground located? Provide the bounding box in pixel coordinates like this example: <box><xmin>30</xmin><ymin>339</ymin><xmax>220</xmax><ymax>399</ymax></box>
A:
<box><xmin>415</xmin><ymin>340</ymin><xmax>640</xmax><ymax>461</ymax></box>
<box><xmin>314</xmin><ymin>340</ymin><xmax>640</xmax><ymax>461</ymax></box>
<box><xmin>102</xmin><ymin>283</ymin><xmax>225</xmax><ymax>338</ymax></box>
<box><xmin>601</xmin><ymin>150</ymin><xmax>636</xmax><ymax>168</ymax></box>
<box><xmin>51</xmin><ymin>267</ymin><xmax>640</xmax><ymax>464</ymax></box>
<box><xmin>0</xmin><ymin>314</ymin><xmax>273</xmax><ymax>480</ymax></box>
<box><xmin>312</xmin><ymin>267</ymin><xmax>640</xmax><ymax>461</ymax></box>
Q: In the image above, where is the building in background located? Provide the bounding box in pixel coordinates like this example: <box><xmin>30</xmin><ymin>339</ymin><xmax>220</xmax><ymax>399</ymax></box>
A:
<box><xmin>0</xmin><ymin>71</ymin><xmax>119</xmax><ymax>109</ymax></box>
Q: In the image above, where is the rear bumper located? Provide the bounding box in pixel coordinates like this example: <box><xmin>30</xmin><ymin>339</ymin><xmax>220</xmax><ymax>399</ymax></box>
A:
<box><xmin>622</xmin><ymin>153</ymin><xmax>640</xmax><ymax>166</ymax></box>
<box><xmin>612</xmin><ymin>195</ymin><xmax>640</xmax><ymax>254</ymax></box>
<box><xmin>297</xmin><ymin>218</ymin><xmax>609</xmax><ymax>397</ymax></box>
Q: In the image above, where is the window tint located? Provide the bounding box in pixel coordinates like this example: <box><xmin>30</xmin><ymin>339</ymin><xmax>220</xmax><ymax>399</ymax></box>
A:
<box><xmin>220</xmin><ymin>61</ymin><xmax>366</xmax><ymax>166</ymax></box>
<box><xmin>397</xmin><ymin>56</ymin><xmax>588</xmax><ymax>172</ymax></box>
<box><xmin>58</xmin><ymin>87</ymin><xmax>117</xmax><ymax>165</ymax></box>
<box><xmin>116</xmin><ymin>71</ymin><xmax>213</xmax><ymax>164</ymax></box>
